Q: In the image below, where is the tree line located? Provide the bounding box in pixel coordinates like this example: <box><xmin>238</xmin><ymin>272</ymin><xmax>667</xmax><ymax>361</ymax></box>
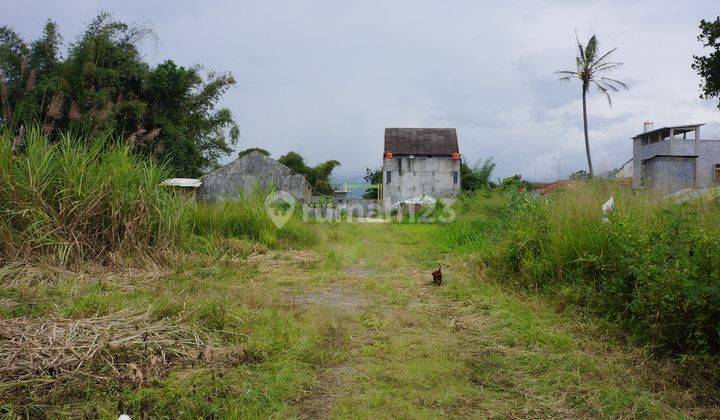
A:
<box><xmin>0</xmin><ymin>12</ymin><xmax>239</xmax><ymax>177</ymax></box>
<box><xmin>0</xmin><ymin>13</ymin><xmax>345</xmax><ymax>192</ymax></box>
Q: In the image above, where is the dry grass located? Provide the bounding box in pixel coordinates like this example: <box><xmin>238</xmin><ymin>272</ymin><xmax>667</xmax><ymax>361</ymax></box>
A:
<box><xmin>247</xmin><ymin>249</ymin><xmax>319</xmax><ymax>269</ymax></box>
<box><xmin>0</xmin><ymin>311</ymin><xmax>206</xmax><ymax>394</ymax></box>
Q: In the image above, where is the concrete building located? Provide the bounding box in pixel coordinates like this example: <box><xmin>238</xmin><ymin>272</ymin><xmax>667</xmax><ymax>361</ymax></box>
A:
<box><xmin>382</xmin><ymin>128</ymin><xmax>461</xmax><ymax>212</ymax></box>
<box><xmin>632</xmin><ymin>122</ymin><xmax>720</xmax><ymax>193</ymax></box>
<box><xmin>196</xmin><ymin>150</ymin><xmax>311</xmax><ymax>203</ymax></box>
<box><xmin>615</xmin><ymin>158</ymin><xmax>633</xmax><ymax>179</ymax></box>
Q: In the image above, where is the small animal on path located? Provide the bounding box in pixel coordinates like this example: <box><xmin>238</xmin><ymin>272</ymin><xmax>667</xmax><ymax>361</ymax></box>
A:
<box><xmin>432</xmin><ymin>264</ymin><xmax>442</xmax><ymax>286</ymax></box>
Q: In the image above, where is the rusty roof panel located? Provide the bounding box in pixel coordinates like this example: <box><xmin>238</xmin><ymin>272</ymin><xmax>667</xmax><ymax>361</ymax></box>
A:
<box><xmin>384</xmin><ymin>128</ymin><xmax>459</xmax><ymax>155</ymax></box>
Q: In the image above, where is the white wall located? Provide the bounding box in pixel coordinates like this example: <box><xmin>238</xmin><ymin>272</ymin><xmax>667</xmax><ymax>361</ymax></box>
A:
<box><xmin>381</xmin><ymin>156</ymin><xmax>461</xmax><ymax>211</ymax></box>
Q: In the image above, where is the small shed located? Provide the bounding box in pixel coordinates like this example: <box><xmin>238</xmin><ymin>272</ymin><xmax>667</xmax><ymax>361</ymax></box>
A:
<box><xmin>196</xmin><ymin>151</ymin><xmax>311</xmax><ymax>203</ymax></box>
<box><xmin>161</xmin><ymin>178</ymin><xmax>202</xmax><ymax>199</ymax></box>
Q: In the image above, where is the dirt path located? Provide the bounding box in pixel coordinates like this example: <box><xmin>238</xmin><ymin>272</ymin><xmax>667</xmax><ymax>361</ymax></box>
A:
<box><xmin>277</xmin><ymin>223</ymin><xmax>693</xmax><ymax>418</ymax></box>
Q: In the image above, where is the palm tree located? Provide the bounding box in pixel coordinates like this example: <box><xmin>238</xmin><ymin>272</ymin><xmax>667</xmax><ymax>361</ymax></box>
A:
<box><xmin>557</xmin><ymin>33</ymin><xmax>627</xmax><ymax>177</ymax></box>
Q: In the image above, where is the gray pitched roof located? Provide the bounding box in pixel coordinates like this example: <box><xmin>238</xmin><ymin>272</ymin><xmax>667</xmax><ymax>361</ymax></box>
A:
<box><xmin>203</xmin><ymin>150</ymin><xmax>300</xmax><ymax>179</ymax></box>
<box><xmin>384</xmin><ymin>128</ymin><xmax>459</xmax><ymax>156</ymax></box>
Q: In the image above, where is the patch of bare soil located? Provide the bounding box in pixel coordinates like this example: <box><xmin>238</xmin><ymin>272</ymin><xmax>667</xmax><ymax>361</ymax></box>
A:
<box><xmin>343</xmin><ymin>259</ymin><xmax>371</xmax><ymax>277</ymax></box>
<box><xmin>289</xmin><ymin>286</ymin><xmax>368</xmax><ymax>314</ymax></box>
<box><xmin>298</xmin><ymin>364</ymin><xmax>354</xmax><ymax>419</ymax></box>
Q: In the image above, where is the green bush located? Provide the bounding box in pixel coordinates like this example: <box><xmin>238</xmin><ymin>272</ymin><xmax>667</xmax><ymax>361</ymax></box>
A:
<box><xmin>444</xmin><ymin>181</ymin><xmax>720</xmax><ymax>356</ymax></box>
<box><xmin>0</xmin><ymin>130</ymin><xmax>184</xmax><ymax>265</ymax></box>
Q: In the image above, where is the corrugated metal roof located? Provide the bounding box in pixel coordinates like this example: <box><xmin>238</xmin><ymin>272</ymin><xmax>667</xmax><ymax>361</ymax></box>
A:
<box><xmin>384</xmin><ymin>128</ymin><xmax>459</xmax><ymax>155</ymax></box>
<box><xmin>161</xmin><ymin>178</ymin><xmax>202</xmax><ymax>188</ymax></box>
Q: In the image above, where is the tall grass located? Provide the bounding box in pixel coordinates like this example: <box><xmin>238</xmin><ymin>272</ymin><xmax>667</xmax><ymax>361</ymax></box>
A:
<box><xmin>0</xmin><ymin>131</ymin><xmax>318</xmax><ymax>265</ymax></box>
<box><xmin>188</xmin><ymin>191</ymin><xmax>317</xmax><ymax>248</ymax></box>
<box><xmin>443</xmin><ymin>181</ymin><xmax>720</xmax><ymax>358</ymax></box>
<box><xmin>0</xmin><ymin>130</ymin><xmax>184</xmax><ymax>265</ymax></box>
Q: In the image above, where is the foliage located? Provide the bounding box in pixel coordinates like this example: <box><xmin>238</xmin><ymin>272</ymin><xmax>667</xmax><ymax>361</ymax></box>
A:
<box><xmin>1</xmin><ymin>175</ymin><xmax>715</xmax><ymax>416</ymax></box>
<box><xmin>0</xmin><ymin>12</ymin><xmax>239</xmax><ymax>177</ymax></box>
<box><xmin>461</xmin><ymin>158</ymin><xmax>496</xmax><ymax>192</ymax></box>
<box><xmin>498</xmin><ymin>175</ymin><xmax>533</xmax><ymax>191</ymax></box>
<box><xmin>557</xmin><ymin>33</ymin><xmax>627</xmax><ymax>177</ymax></box>
<box><xmin>443</xmin><ymin>182</ymin><xmax>720</xmax><ymax>357</ymax></box>
<box><xmin>237</xmin><ymin>147</ymin><xmax>270</xmax><ymax>158</ymax></box>
<box><xmin>693</xmin><ymin>17</ymin><xmax>720</xmax><ymax>109</ymax></box>
<box><xmin>0</xmin><ymin>129</ymin><xmax>184</xmax><ymax>265</ymax></box>
<box><xmin>569</xmin><ymin>169</ymin><xmax>591</xmax><ymax>180</ymax></box>
<box><xmin>0</xmin><ymin>129</ymin><xmax>317</xmax><ymax>265</ymax></box>
<box><xmin>362</xmin><ymin>167</ymin><xmax>382</xmax><ymax>199</ymax></box>
<box><xmin>187</xmin><ymin>191</ymin><xmax>316</xmax><ymax>248</ymax></box>
<box><xmin>277</xmin><ymin>151</ymin><xmax>340</xmax><ymax>195</ymax></box>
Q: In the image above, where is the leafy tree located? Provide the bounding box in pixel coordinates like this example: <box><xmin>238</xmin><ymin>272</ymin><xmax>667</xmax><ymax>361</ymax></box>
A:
<box><xmin>0</xmin><ymin>24</ymin><xmax>33</xmax><ymax>129</ymax></box>
<box><xmin>461</xmin><ymin>157</ymin><xmax>496</xmax><ymax>192</ymax></box>
<box><xmin>363</xmin><ymin>167</ymin><xmax>382</xmax><ymax>199</ymax></box>
<box><xmin>237</xmin><ymin>147</ymin><xmax>270</xmax><ymax>158</ymax></box>
<box><xmin>0</xmin><ymin>12</ymin><xmax>239</xmax><ymax>177</ymax></box>
<box><xmin>557</xmin><ymin>33</ymin><xmax>627</xmax><ymax>177</ymax></box>
<box><xmin>142</xmin><ymin>60</ymin><xmax>239</xmax><ymax>177</ymax></box>
<box><xmin>693</xmin><ymin>17</ymin><xmax>720</xmax><ymax>109</ymax></box>
<box><xmin>499</xmin><ymin>175</ymin><xmax>533</xmax><ymax>191</ymax></box>
<box><xmin>277</xmin><ymin>151</ymin><xmax>341</xmax><ymax>195</ymax></box>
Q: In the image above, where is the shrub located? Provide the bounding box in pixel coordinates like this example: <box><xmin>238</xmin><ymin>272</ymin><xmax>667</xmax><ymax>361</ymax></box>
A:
<box><xmin>0</xmin><ymin>130</ymin><xmax>184</xmax><ymax>265</ymax></box>
<box><xmin>444</xmin><ymin>181</ymin><xmax>720</xmax><ymax>356</ymax></box>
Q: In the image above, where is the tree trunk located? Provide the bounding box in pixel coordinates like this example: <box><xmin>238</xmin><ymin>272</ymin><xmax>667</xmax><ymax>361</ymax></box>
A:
<box><xmin>581</xmin><ymin>88</ymin><xmax>594</xmax><ymax>177</ymax></box>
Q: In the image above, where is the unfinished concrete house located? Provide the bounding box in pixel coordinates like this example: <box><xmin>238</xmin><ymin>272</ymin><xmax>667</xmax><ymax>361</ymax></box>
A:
<box><xmin>382</xmin><ymin>128</ymin><xmax>461</xmax><ymax>212</ymax></box>
<box><xmin>196</xmin><ymin>150</ymin><xmax>311</xmax><ymax>203</ymax></box>
<box><xmin>632</xmin><ymin>122</ymin><xmax>720</xmax><ymax>194</ymax></box>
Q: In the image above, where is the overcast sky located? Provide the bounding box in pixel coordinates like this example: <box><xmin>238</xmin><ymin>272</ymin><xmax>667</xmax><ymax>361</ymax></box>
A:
<box><xmin>3</xmin><ymin>0</ymin><xmax>720</xmax><ymax>180</ymax></box>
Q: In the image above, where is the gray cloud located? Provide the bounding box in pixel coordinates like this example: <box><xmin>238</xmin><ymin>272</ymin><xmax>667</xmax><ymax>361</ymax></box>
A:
<box><xmin>2</xmin><ymin>0</ymin><xmax>719</xmax><ymax>181</ymax></box>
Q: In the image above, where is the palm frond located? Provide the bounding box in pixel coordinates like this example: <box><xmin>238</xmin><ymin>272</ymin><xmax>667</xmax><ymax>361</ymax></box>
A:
<box><xmin>557</xmin><ymin>33</ymin><xmax>626</xmax><ymax>107</ymax></box>
<box><xmin>592</xmin><ymin>62</ymin><xmax>623</xmax><ymax>73</ymax></box>
<box><xmin>591</xmin><ymin>47</ymin><xmax>618</xmax><ymax>67</ymax></box>
<box><xmin>585</xmin><ymin>35</ymin><xmax>598</xmax><ymax>62</ymax></box>
<box><xmin>593</xmin><ymin>81</ymin><xmax>612</xmax><ymax>106</ymax></box>
<box><xmin>597</xmin><ymin>80</ymin><xmax>620</xmax><ymax>93</ymax></box>
<box><xmin>556</xmin><ymin>70</ymin><xmax>578</xmax><ymax>82</ymax></box>
<box><xmin>575</xmin><ymin>30</ymin><xmax>586</xmax><ymax>62</ymax></box>
<box><xmin>600</xmin><ymin>76</ymin><xmax>628</xmax><ymax>89</ymax></box>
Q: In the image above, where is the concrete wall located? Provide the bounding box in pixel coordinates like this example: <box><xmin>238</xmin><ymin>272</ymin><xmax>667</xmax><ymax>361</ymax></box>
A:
<box><xmin>381</xmin><ymin>156</ymin><xmax>460</xmax><ymax>211</ymax></box>
<box><xmin>196</xmin><ymin>151</ymin><xmax>311</xmax><ymax>203</ymax></box>
<box><xmin>617</xmin><ymin>160</ymin><xmax>633</xmax><ymax>178</ymax></box>
<box><xmin>633</xmin><ymin>138</ymin><xmax>720</xmax><ymax>190</ymax></box>
<box><xmin>696</xmin><ymin>140</ymin><xmax>720</xmax><ymax>187</ymax></box>
<box><xmin>343</xmin><ymin>199</ymin><xmax>381</xmax><ymax>216</ymax></box>
<box><xmin>642</xmin><ymin>156</ymin><xmax>696</xmax><ymax>194</ymax></box>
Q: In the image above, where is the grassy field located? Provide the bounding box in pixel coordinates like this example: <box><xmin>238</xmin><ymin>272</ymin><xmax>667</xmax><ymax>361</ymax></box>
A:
<box><xmin>3</xmin><ymin>218</ymin><xmax>716</xmax><ymax>417</ymax></box>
